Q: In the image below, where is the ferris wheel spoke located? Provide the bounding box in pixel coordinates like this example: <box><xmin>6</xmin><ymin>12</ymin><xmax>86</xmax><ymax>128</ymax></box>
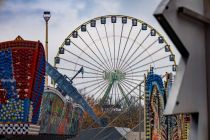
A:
<box><xmin>113</xmin><ymin>23</ymin><xmax>116</xmax><ymax>69</ymax></box>
<box><xmin>123</xmin><ymin>40</ymin><xmax>161</xmax><ymax>72</ymax></box>
<box><xmin>71</xmin><ymin>41</ymin><xmax>108</xmax><ymax>71</ymax></box>
<box><xmin>93</xmin><ymin>86</ymin><xmax>110</xmax><ymax>100</ymax></box>
<box><xmin>121</xmin><ymin>80</ymin><xmax>143</xmax><ymax>91</ymax></box>
<box><xmin>126</xmin><ymin>45</ymin><xmax>164</xmax><ymax>72</ymax></box>
<box><xmin>121</xmin><ymin>39</ymin><xmax>158</xmax><ymax>71</ymax></box>
<box><xmin>122</xmin><ymin>81</ymin><xmax>145</xmax><ymax>97</ymax></box>
<box><xmin>77</xmin><ymin>34</ymin><xmax>110</xmax><ymax>71</ymax></box>
<box><xmin>120</xmin><ymin>81</ymin><xmax>139</xmax><ymax>97</ymax></box>
<box><xmin>125</xmin><ymin>55</ymin><xmax>169</xmax><ymax>73</ymax></box>
<box><xmin>125</xmin><ymin>74</ymin><xmax>144</xmax><ymax>78</ymax></box>
<box><xmin>154</xmin><ymin>64</ymin><xmax>174</xmax><ymax>70</ymax></box>
<box><xmin>73</xmin><ymin>78</ymin><xmax>104</xmax><ymax>86</ymax></box>
<box><xmin>65</xmin><ymin>75</ymin><xmax>102</xmax><ymax>79</ymax></box>
<box><xmin>95</xmin><ymin>26</ymin><xmax>112</xmax><ymax>69</ymax></box>
<box><xmin>55</xmin><ymin>67</ymin><xmax>103</xmax><ymax>76</ymax></box>
<box><xmin>116</xmin><ymin>24</ymin><xmax>124</xmax><ymax>69</ymax></box>
<box><xmin>123</xmin><ymin>78</ymin><xmax>139</xmax><ymax>86</ymax></box>
<box><xmin>85</xmin><ymin>83</ymin><xmax>108</xmax><ymax>103</ymax></box>
<box><xmin>82</xmin><ymin>80</ymin><xmax>106</xmax><ymax>91</ymax></box>
<box><xmin>124</xmin><ymin>77</ymin><xmax>144</xmax><ymax>82</ymax></box>
<box><xmin>125</xmin><ymin>69</ymin><xmax>149</xmax><ymax>76</ymax></box>
<box><xmin>119</xmin><ymin>33</ymin><xmax>150</xmax><ymax>71</ymax></box>
<box><xmin>103</xmin><ymin>24</ymin><xmax>113</xmax><ymax>69</ymax></box>
<box><xmin>94</xmin><ymin>84</ymin><xmax>110</xmax><ymax>103</ymax></box>
<box><xmin>117</xmin><ymin>26</ymin><xmax>133</xmax><ymax>69</ymax></box>
<box><xmin>85</xmin><ymin>30</ymin><xmax>111</xmax><ymax>71</ymax></box>
<box><xmin>83</xmin><ymin>81</ymin><xmax>107</xmax><ymax>96</ymax></box>
<box><xmin>119</xmin><ymin>29</ymin><xmax>142</xmax><ymax>69</ymax></box>
<box><xmin>121</xmin><ymin>81</ymin><xmax>138</xmax><ymax>103</ymax></box>
<box><xmin>60</xmin><ymin>57</ymin><xmax>103</xmax><ymax>73</ymax></box>
<box><xmin>64</xmin><ymin>48</ymin><xmax>105</xmax><ymax>72</ymax></box>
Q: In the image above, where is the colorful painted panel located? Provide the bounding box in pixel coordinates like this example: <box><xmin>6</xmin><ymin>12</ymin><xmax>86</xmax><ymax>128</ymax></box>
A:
<box><xmin>39</xmin><ymin>88</ymin><xmax>84</xmax><ymax>136</ymax></box>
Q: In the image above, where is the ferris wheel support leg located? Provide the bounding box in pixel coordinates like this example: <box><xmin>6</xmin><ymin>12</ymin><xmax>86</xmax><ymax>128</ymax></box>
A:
<box><xmin>118</xmin><ymin>84</ymin><xmax>131</xmax><ymax>107</ymax></box>
<box><xmin>100</xmin><ymin>83</ymin><xmax>113</xmax><ymax>105</ymax></box>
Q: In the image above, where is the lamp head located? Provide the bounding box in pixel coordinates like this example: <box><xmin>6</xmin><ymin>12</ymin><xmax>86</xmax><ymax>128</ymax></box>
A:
<box><xmin>43</xmin><ymin>11</ymin><xmax>51</xmax><ymax>22</ymax></box>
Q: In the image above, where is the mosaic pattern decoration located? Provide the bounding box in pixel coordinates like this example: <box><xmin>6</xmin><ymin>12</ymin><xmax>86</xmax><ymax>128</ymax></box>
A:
<box><xmin>0</xmin><ymin>123</ymin><xmax>40</xmax><ymax>135</ymax></box>
<box><xmin>0</xmin><ymin>123</ymin><xmax>29</xmax><ymax>135</ymax></box>
<box><xmin>145</xmin><ymin>70</ymin><xmax>191</xmax><ymax>140</ymax></box>
<box><xmin>0</xmin><ymin>36</ymin><xmax>45</xmax><ymax>134</ymax></box>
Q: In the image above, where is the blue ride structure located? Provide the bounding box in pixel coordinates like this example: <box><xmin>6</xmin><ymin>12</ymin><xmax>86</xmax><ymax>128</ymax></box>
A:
<box><xmin>45</xmin><ymin>62</ymin><xmax>102</xmax><ymax>126</ymax></box>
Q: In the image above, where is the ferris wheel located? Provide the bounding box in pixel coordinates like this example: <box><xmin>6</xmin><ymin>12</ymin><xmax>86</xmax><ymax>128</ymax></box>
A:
<box><xmin>54</xmin><ymin>15</ymin><xmax>176</xmax><ymax>107</ymax></box>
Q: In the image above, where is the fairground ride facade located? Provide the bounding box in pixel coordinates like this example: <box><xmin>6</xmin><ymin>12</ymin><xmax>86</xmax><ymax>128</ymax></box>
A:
<box><xmin>0</xmin><ymin>36</ymin><xmax>45</xmax><ymax>134</ymax></box>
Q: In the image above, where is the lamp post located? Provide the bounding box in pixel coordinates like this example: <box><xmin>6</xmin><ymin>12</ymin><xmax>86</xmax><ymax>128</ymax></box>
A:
<box><xmin>43</xmin><ymin>11</ymin><xmax>51</xmax><ymax>86</ymax></box>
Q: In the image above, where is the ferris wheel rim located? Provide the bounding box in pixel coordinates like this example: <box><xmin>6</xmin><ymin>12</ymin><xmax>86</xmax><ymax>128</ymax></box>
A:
<box><xmin>54</xmin><ymin>15</ymin><xmax>176</xmax><ymax>67</ymax></box>
<box><xmin>54</xmin><ymin>14</ymin><xmax>177</xmax><ymax>107</ymax></box>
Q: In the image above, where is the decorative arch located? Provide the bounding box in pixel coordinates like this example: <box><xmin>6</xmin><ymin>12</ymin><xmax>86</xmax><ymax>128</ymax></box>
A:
<box><xmin>145</xmin><ymin>70</ymin><xmax>166</xmax><ymax>140</ymax></box>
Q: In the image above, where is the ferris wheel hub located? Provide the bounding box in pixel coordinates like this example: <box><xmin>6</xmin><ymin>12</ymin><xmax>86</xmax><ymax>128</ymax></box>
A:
<box><xmin>103</xmin><ymin>70</ymin><xmax>125</xmax><ymax>83</ymax></box>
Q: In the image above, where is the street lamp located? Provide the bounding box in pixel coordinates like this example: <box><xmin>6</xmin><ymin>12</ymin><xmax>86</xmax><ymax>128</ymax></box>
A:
<box><xmin>43</xmin><ymin>11</ymin><xmax>51</xmax><ymax>22</ymax></box>
<box><xmin>43</xmin><ymin>11</ymin><xmax>51</xmax><ymax>86</ymax></box>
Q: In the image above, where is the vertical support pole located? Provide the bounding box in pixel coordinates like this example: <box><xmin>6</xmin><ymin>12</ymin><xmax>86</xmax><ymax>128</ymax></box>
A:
<box><xmin>144</xmin><ymin>74</ymin><xmax>146</xmax><ymax>140</ymax></box>
<box><xmin>45</xmin><ymin>21</ymin><xmax>48</xmax><ymax>86</ymax></box>
<box><xmin>139</xmin><ymin>84</ymin><xmax>141</xmax><ymax>140</ymax></box>
<box><xmin>204</xmin><ymin>0</ymin><xmax>210</xmax><ymax>137</ymax></box>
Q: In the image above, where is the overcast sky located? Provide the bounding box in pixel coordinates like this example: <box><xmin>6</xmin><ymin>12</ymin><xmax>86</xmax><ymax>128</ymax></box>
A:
<box><xmin>0</xmin><ymin>0</ymin><xmax>181</xmax><ymax>65</ymax></box>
